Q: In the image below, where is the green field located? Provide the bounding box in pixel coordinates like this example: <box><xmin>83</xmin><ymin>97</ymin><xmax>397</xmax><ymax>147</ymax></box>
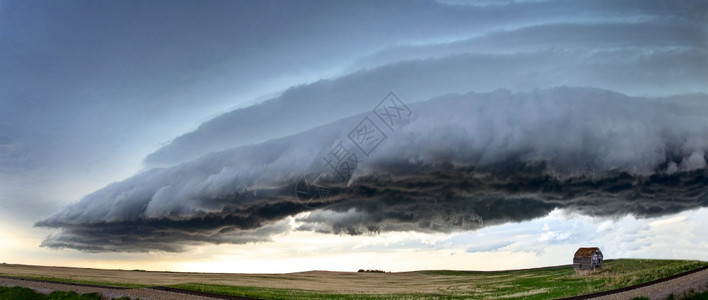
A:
<box><xmin>1</xmin><ymin>259</ymin><xmax>706</xmax><ymax>299</ymax></box>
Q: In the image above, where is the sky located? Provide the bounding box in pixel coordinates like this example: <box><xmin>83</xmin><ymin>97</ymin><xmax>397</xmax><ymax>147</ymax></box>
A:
<box><xmin>1</xmin><ymin>0</ymin><xmax>707</xmax><ymax>273</ymax></box>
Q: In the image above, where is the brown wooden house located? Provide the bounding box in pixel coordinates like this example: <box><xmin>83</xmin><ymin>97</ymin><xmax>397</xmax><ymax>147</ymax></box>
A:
<box><xmin>573</xmin><ymin>247</ymin><xmax>603</xmax><ymax>271</ymax></box>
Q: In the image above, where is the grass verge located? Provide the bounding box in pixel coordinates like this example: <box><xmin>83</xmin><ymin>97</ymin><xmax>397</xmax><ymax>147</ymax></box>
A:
<box><xmin>0</xmin><ymin>285</ymin><xmax>133</xmax><ymax>300</ymax></box>
<box><xmin>0</xmin><ymin>273</ymin><xmax>148</xmax><ymax>289</ymax></box>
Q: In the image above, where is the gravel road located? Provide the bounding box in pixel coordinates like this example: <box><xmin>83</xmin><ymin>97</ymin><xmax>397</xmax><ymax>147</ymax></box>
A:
<box><xmin>591</xmin><ymin>267</ymin><xmax>708</xmax><ymax>300</ymax></box>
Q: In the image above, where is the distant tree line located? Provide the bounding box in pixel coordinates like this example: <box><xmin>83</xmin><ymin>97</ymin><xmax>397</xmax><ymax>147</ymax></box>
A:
<box><xmin>357</xmin><ymin>269</ymin><xmax>387</xmax><ymax>273</ymax></box>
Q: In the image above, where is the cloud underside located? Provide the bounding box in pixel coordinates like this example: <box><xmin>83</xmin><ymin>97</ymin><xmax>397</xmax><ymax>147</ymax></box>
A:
<box><xmin>38</xmin><ymin>167</ymin><xmax>708</xmax><ymax>252</ymax></box>
<box><xmin>37</xmin><ymin>87</ymin><xmax>708</xmax><ymax>252</ymax></box>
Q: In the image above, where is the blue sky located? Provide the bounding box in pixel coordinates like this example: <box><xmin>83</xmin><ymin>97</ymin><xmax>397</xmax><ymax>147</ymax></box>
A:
<box><xmin>1</xmin><ymin>0</ymin><xmax>707</xmax><ymax>272</ymax></box>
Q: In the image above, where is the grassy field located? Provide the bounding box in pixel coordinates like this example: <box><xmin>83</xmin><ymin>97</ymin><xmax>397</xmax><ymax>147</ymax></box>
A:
<box><xmin>1</xmin><ymin>259</ymin><xmax>706</xmax><ymax>299</ymax></box>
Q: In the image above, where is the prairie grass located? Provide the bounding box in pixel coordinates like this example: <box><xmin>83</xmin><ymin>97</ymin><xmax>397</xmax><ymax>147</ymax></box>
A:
<box><xmin>170</xmin><ymin>259</ymin><xmax>708</xmax><ymax>299</ymax></box>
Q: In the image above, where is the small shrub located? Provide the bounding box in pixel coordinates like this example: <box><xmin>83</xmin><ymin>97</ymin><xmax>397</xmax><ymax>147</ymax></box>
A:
<box><xmin>672</xmin><ymin>289</ymin><xmax>708</xmax><ymax>300</ymax></box>
<box><xmin>0</xmin><ymin>286</ymin><xmax>43</xmax><ymax>300</ymax></box>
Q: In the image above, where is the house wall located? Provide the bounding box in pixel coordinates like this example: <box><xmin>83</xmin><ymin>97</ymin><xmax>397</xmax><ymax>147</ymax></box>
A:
<box><xmin>573</xmin><ymin>257</ymin><xmax>595</xmax><ymax>270</ymax></box>
<box><xmin>597</xmin><ymin>254</ymin><xmax>602</xmax><ymax>268</ymax></box>
<box><xmin>574</xmin><ymin>250</ymin><xmax>604</xmax><ymax>271</ymax></box>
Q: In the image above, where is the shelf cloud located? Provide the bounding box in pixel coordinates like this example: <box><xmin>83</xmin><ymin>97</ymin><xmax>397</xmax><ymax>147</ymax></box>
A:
<box><xmin>37</xmin><ymin>87</ymin><xmax>708</xmax><ymax>252</ymax></box>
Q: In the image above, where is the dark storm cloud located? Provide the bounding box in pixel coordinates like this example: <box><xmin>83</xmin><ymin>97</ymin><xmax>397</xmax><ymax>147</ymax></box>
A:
<box><xmin>295</xmin><ymin>167</ymin><xmax>708</xmax><ymax>235</ymax></box>
<box><xmin>40</xmin><ymin>220</ymin><xmax>291</xmax><ymax>253</ymax></box>
<box><xmin>145</xmin><ymin>13</ymin><xmax>708</xmax><ymax>167</ymax></box>
<box><xmin>37</xmin><ymin>87</ymin><xmax>708</xmax><ymax>252</ymax></box>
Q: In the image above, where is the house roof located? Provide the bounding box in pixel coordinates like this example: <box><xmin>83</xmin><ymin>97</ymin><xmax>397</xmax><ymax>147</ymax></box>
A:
<box><xmin>574</xmin><ymin>247</ymin><xmax>601</xmax><ymax>257</ymax></box>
